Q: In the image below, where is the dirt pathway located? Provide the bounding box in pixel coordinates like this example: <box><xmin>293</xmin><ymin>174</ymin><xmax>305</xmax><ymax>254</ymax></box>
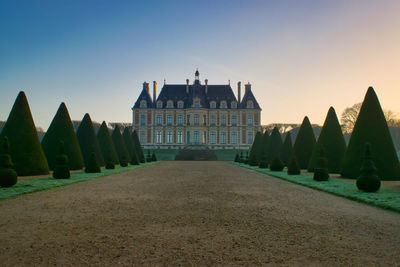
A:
<box><xmin>0</xmin><ymin>161</ymin><xmax>399</xmax><ymax>266</ymax></box>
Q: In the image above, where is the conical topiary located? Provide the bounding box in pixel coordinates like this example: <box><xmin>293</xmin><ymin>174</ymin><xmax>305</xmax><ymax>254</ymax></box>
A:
<box><xmin>308</xmin><ymin>107</ymin><xmax>346</xmax><ymax>173</ymax></box>
<box><xmin>41</xmin><ymin>102</ymin><xmax>84</xmax><ymax>171</ymax></box>
<box><xmin>122</xmin><ymin>128</ymin><xmax>140</xmax><ymax>165</ymax></box>
<box><xmin>266</xmin><ymin>127</ymin><xmax>283</xmax><ymax>165</ymax></box>
<box><xmin>0</xmin><ymin>137</ymin><xmax>18</xmax><ymax>187</ymax></box>
<box><xmin>259</xmin><ymin>149</ymin><xmax>268</xmax><ymax>168</ymax></box>
<box><xmin>313</xmin><ymin>145</ymin><xmax>329</xmax><ymax>181</ymax></box>
<box><xmin>342</xmin><ymin>87</ymin><xmax>400</xmax><ymax>180</ymax></box>
<box><xmin>239</xmin><ymin>152</ymin><xmax>244</xmax><ymax>163</ymax></box>
<box><xmin>146</xmin><ymin>150</ymin><xmax>152</xmax><ymax>162</ymax></box>
<box><xmin>111</xmin><ymin>125</ymin><xmax>130</xmax><ymax>166</ymax></box>
<box><xmin>260</xmin><ymin>130</ymin><xmax>270</xmax><ymax>159</ymax></box>
<box><xmin>132</xmin><ymin>130</ymin><xmax>146</xmax><ymax>163</ymax></box>
<box><xmin>97</xmin><ymin>121</ymin><xmax>119</xmax><ymax>165</ymax></box>
<box><xmin>248</xmin><ymin>131</ymin><xmax>263</xmax><ymax>165</ymax></box>
<box><xmin>270</xmin><ymin>156</ymin><xmax>284</xmax><ymax>171</ymax></box>
<box><xmin>234</xmin><ymin>153</ymin><xmax>240</xmax><ymax>162</ymax></box>
<box><xmin>76</xmin><ymin>113</ymin><xmax>105</xmax><ymax>168</ymax></box>
<box><xmin>53</xmin><ymin>141</ymin><xmax>70</xmax><ymax>179</ymax></box>
<box><xmin>356</xmin><ymin>143</ymin><xmax>381</xmax><ymax>192</ymax></box>
<box><xmin>293</xmin><ymin>116</ymin><xmax>316</xmax><ymax>169</ymax></box>
<box><xmin>151</xmin><ymin>151</ymin><xmax>157</xmax><ymax>162</ymax></box>
<box><xmin>0</xmin><ymin>91</ymin><xmax>49</xmax><ymax>175</ymax></box>
<box><xmin>105</xmin><ymin>152</ymin><xmax>115</xmax><ymax>169</ymax></box>
<box><xmin>85</xmin><ymin>151</ymin><xmax>101</xmax><ymax>173</ymax></box>
<box><xmin>280</xmin><ymin>132</ymin><xmax>293</xmax><ymax>166</ymax></box>
<box><xmin>287</xmin><ymin>153</ymin><xmax>301</xmax><ymax>175</ymax></box>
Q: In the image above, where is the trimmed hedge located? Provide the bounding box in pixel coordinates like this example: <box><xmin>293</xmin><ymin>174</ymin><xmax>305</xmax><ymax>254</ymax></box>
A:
<box><xmin>260</xmin><ymin>130</ymin><xmax>270</xmax><ymax>163</ymax></box>
<box><xmin>41</xmin><ymin>102</ymin><xmax>84</xmax><ymax>171</ymax></box>
<box><xmin>85</xmin><ymin>152</ymin><xmax>101</xmax><ymax>173</ymax></box>
<box><xmin>123</xmin><ymin>128</ymin><xmax>140</xmax><ymax>165</ymax></box>
<box><xmin>76</xmin><ymin>113</ymin><xmax>105</xmax><ymax>168</ymax></box>
<box><xmin>0</xmin><ymin>137</ymin><xmax>18</xmax><ymax>187</ymax></box>
<box><xmin>53</xmin><ymin>141</ymin><xmax>71</xmax><ymax>179</ymax></box>
<box><xmin>270</xmin><ymin>156</ymin><xmax>284</xmax><ymax>171</ymax></box>
<box><xmin>266</xmin><ymin>127</ymin><xmax>283</xmax><ymax>165</ymax></box>
<box><xmin>308</xmin><ymin>107</ymin><xmax>346</xmax><ymax>173</ymax></box>
<box><xmin>280</xmin><ymin>132</ymin><xmax>293</xmax><ymax>166</ymax></box>
<box><xmin>287</xmin><ymin>154</ymin><xmax>301</xmax><ymax>175</ymax></box>
<box><xmin>356</xmin><ymin>143</ymin><xmax>381</xmax><ymax>192</ymax></box>
<box><xmin>132</xmin><ymin>130</ymin><xmax>146</xmax><ymax>163</ymax></box>
<box><xmin>249</xmin><ymin>131</ymin><xmax>263</xmax><ymax>165</ymax></box>
<box><xmin>313</xmin><ymin>145</ymin><xmax>329</xmax><ymax>181</ymax></box>
<box><xmin>0</xmin><ymin>91</ymin><xmax>49</xmax><ymax>176</ymax></box>
<box><xmin>293</xmin><ymin>116</ymin><xmax>316</xmax><ymax>169</ymax></box>
<box><xmin>97</xmin><ymin>121</ymin><xmax>119</xmax><ymax>165</ymax></box>
<box><xmin>112</xmin><ymin>125</ymin><xmax>131</xmax><ymax>166</ymax></box>
<box><xmin>341</xmin><ymin>87</ymin><xmax>400</xmax><ymax>180</ymax></box>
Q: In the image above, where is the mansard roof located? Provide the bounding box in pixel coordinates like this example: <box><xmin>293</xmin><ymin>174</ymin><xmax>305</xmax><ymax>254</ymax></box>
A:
<box><xmin>239</xmin><ymin>87</ymin><xmax>261</xmax><ymax>109</ymax></box>
<box><xmin>133</xmin><ymin>83</ymin><xmax>153</xmax><ymax>108</ymax></box>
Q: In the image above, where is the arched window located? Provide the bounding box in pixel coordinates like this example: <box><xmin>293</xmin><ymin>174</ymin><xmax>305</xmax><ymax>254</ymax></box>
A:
<box><xmin>210</xmin><ymin>101</ymin><xmax>216</xmax><ymax>109</ymax></box>
<box><xmin>220</xmin><ymin>101</ymin><xmax>227</xmax><ymax>109</ymax></box>
<box><xmin>247</xmin><ymin>101</ymin><xmax>254</xmax><ymax>109</ymax></box>
<box><xmin>177</xmin><ymin>101</ymin><xmax>184</xmax><ymax>109</ymax></box>
<box><xmin>157</xmin><ymin>101</ymin><xmax>163</xmax><ymax>109</ymax></box>
<box><xmin>167</xmin><ymin>100</ymin><xmax>174</xmax><ymax>108</ymax></box>
<box><xmin>231</xmin><ymin>101</ymin><xmax>237</xmax><ymax>109</ymax></box>
<box><xmin>140</xmin><ymin>100</ymin><xmax>147</xmax><ymax>108</ymax></box>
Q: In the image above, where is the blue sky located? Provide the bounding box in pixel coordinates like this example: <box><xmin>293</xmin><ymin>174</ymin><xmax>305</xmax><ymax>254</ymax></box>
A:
<box><xmin>1</xmin><ymin>0</ymin><xmax>400</xmax><ymax>129</ymax></box>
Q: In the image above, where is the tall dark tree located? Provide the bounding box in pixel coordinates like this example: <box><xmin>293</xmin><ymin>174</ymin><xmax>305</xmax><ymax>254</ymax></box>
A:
<box><xmin>76</xmin><ymin>113</ymin><xmax>105</xmax><ymax>167</ymax></box>
<box><xmin>265</xmin><ymin>127</ymin><xmax>283</xmax><ymax>165</ymax></box>
<box><xmin>123</xmin><ymin>128</ymin><xmax>140</xmax><ymax>165</ymax></box>
<box><xmin>97</xmin><ymin>121</ymin><xmax>119</xmax><ymax>165</ymax></box>
<box><xmin>41</xmin><ymin>102</ymin><xmax>84</xmax><ymax>170</ymax></box>
<box><xmin>0</xmin><ymin>91</ymin><xmax>49</xmax><ymax>175</ymax></box>
<box><xmin>111</xmin><ymin>126</ymin><xmax>131</xmax><ymax>166</ymax></box>
<box><xmin>132</xmin><ymin>130</ymin><xmax>146</xmax><ymax>163</ymax></box>
<box><xmin>308</xmin><ymin>107</ymin><xmax>346</xmax><ymax>173</ymax></box>
<box><xmin>293</xmin><ymin>116</ymin><xmax>316</xmax><ymax>169</ymax></box>
<box><xmin>280</xmin><ymin>132</ymin><xmax>293</xmax><ymax>166</ymax></box>
<box><xmin>248</xmin><ymin>131</ymin><xmax>263</xmax><ymax>165</ymax></box>
<box><xmin>342</xmin><ymin>87</ymin><xmax>400</xmax><ymax>180</ymax></box>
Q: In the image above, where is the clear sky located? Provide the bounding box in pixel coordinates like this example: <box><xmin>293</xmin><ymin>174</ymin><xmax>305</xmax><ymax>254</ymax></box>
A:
<box><xmin>1</xmin><ymin>0</ymin><xmax>399</xmax><ymax>129</ymax></box>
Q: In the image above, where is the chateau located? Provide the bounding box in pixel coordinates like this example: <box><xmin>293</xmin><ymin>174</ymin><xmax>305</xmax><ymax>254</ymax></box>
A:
<box><xmin>132</xmin><ymin>70</ymin><xmax>261</xmax><ymax>149</ymax></box>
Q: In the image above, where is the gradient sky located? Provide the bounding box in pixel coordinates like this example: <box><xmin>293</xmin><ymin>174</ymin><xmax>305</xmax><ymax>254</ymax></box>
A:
<box><xmin>1</xmin><ymin>0</ymin><xmax>399</xmax><ymax>130</ymax></box>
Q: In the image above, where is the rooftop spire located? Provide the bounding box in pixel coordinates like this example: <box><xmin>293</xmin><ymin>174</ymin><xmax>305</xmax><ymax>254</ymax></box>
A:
<box><xmin>195</xmin><ymin>69</ymin><xmax>200</xmax><ymax>80</ymax></box>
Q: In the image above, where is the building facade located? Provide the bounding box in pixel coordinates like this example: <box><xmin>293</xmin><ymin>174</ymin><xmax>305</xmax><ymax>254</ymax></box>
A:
<box><xmin>132</xmin><ymin>70</ymin><xmax>261</xmax><ymax>149</ymax></box>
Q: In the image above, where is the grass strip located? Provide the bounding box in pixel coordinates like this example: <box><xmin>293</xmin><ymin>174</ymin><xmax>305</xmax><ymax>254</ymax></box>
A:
<box><xmin>0</xmin><ymin>162</ymin><xmax>158</xmax><ymax>200</ymax></box>
<box><xmin>233</xmin><ymin>162</ymin><xmax>400</xmax><ymax>214</ymax></box>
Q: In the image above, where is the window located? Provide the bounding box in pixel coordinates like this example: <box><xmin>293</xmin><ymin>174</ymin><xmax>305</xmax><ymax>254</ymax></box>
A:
<box><xmin>210</xmin><ymin>101</ymin><xmax>216</xmax><ymax>109</ymax></box>
<box><xmin>194</xmin><ymin>114</ymin><xmax>199</xmax><ymax>125</ymax></box>
<box><xmin>140</xmin><ymin>100</ymin><xmax>147</xmax><ymax>108</ymax></box>
<box><xmin>167</xmin><ymin>115</ymin><xmax>172</xmax><ymax>125</ymax></box>
<box><xmin>194</xmin><ymin>131</ymin><xmax>199</xmax><ymax>144</ymax></box>
<box><xmin>187</xmin><ymin>131</ymin><xmax>190</xmax><ymax>143</ymax></box>
<box><xmin>221</xmin><ymin>115</ymin><xmax>226</xmax><ymax>126</ymax></box>
<box><xmin>140</xmin><ymin>114</ymin><xmax>146</xmax><ymax>126</ymax></box>
<box><xmin>231</xmin><ymin>101</ymin><xmax>237</xmax><ymax>109</ymax></box>
<box><xmin>157</xmin><ymin>101</ymin><xmax>163</xmax><ymax>108</ymax></box>
<box><xmin>157</xmin><ymin>115</ymin><xmax>162</xmax><ymax>125</ymax></box>
<box><xmin>247</xmin><ymin>115</ymin><xmax>253</xmax><ymax>126</ymax></box>
<box><xmin>247</xmin><ymin>131</ymin><xmax>254</xmax><ymax>144</ymax></box>
<box><xmin>140</xmin><ymin>131</ymin><xmax>146</xmax><ymax>144</ymax></box>
<box><xmin>220</xmin><ymin>101</ymin><xmax>227</xmax><ymax>109</ymax></box>
<box><xmin>167</xmin><ymin>131</ymin><xmax>173</xmax><ymax>143</ymax></box>
<box><xmin>210</xmin><ymin>132</ymin><xmax>216</xmax><ymax>144</ymax></box>
<box><xmin>167</xmin><ymin>101</ymin><xmax>174</xmax><ymax>108</ymax></box>
<box><xmin>177</xmin><ymin>115</ymin><xmax>183</xmax><ymax>125</ymax></box>
<box><xmin>156</xmin><ymin>131</ymin><xmax>162</xmax><ymax>144</ymax></box>
<box><xmin>203</xmin><ymin>131</ymin><xmax>206</xmax><ymax>144</ymax></box>
<box><xmin>178</xmin><ymin>101</ymin><xmax>184</xmax><ymax>109</ymax></box>
<box><xmin>231</xmin><ymin>132</ymin><xmax>237</xmax><ymax>144</ymax></box>
<box><xmin>221</xmin><ymin>132</ymin><xmax>226</xmax><ymax>144</ymax></box>
<box><xmin>177</xmin><ymin>131</ymin><xmax>183</xmax><ymax>144</ymax></box>
<box><xmin>247</xmin><ymin>101</ymin><xmax>254</xmax><ymax>109</ymax></box>
<box><xmin>231</xmin><ymin>115</ymin><xmax>237</xmax><ymax>126</ymax></box>
<box><xmin>194</xmin><ymin>100</ymin><xmax>200</xmax><ymax>108</ymax></box>
<box><xmin>187</xmin><ymin>114</ymin><xmax>190</xmax><ymax>125</ymax></box>
<box><xmin>210</xmin><ymin>114</ymin><xmax>216</xmax><ymax>125</ymax></box>
<box><xmin>203</xmin><ymin>115</ymin><xmax>207</xmax><ymax>125</ymax></box>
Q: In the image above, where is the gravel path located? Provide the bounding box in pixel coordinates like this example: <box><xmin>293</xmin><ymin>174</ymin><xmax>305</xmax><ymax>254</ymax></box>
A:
<box><xmin>1</xmin><ymin>161</ymin><xmax>399</xmax><ymax>266</ymax></box>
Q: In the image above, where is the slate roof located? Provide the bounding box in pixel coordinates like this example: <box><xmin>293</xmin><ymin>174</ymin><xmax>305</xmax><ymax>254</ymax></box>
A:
<box><xmin>133</xmin><ymin>83</ymin><xmax>154</xmax><ymax>108</ymax></box>
<box><xmin>239</xmin><ymin>87</ymin><xmax>261</xmax><ymax>109</ymax></box>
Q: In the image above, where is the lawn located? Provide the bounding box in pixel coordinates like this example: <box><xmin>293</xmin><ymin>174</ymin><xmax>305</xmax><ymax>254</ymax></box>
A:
<box><xmin>233</xmin><ymin>162</ymin><xmax>400</xmax><ymax>213</ymax></box>
<box><xmin>0</xmin><ymin>162</ymin><xmax>158</xmax><ymax>200</ymax></box>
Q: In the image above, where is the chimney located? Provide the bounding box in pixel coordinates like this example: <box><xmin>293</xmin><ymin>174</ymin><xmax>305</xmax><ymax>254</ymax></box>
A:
<box><xmin>205</xmin><ymin>79</ymin><xmax>208</xmax><ymax>94</ymax></box>
<box><xmin>186</xmin><ymin>79</ymin><xmax>189</xmax><ymax>94</ymax></box>
<box><xmin>153</xmin><ymin>81</ymin><xmax>157</xmax><ymax>103</ymax></box>
<box><xmin>237</xmin><ymin>81</ymin><xmax>241</xmax><ymax>104</ymax></box>
<box><xmin>143</xmin><ymin>81</ymin><xmax>149</xmax><ymax>93</ymax></box>
<box><xmin>245</xmin><ymin>82</ymin><xmax>251</xmax><ymax>94</ymax></box>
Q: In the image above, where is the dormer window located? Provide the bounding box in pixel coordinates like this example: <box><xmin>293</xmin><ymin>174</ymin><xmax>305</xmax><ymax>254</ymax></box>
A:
<box><xmin>247</xmin><ymin>101</ymin><xmax>254</xmax><ymax>109</ymax></box>
<box><xmin>194</xmin><ymin>100</ymin><xmax>200</xmax><ymax>108</ymax></box>
<box><xmin>157</xmin><ymin>101</ymin><xmax>163</xmax><ymax>109</ymax></box>
<box><xmin>167</xmin><ymin>100</ymin><xmax>174</xmax><ymax>109</ymax></box>
<box><xmin>140</xmin><ymin>100</ymin><xmax>147</xmax><ymax>108</ymax></box>
<box><xmin>210</xmin><ymin>101</ymin><xmax>216</xmax><ymax>109</ymax></box>
<box><xmin>177</xmin><ymin>101</ymin><xmax>184</xmax><ymax>109</ymax></box>
<box><xmin>231</xmin><ymin>101</ymin><xmax>237</xmax><ymax>109</ymax></box>
<box><xmin>220</xmin><ymin>101</ymin><xmax>227</xmax><ymax>109</ymax></box>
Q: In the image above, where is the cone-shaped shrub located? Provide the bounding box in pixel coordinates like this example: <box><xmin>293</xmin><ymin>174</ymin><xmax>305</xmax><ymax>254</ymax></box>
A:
<box><xmin>111</xmin><ymin>125</ymin><xmax>130</xmax><ymax>166</ymax></box>
<box><xmin>152</xmin><ymin>151</ymin><xmax>157</xmax><ymax>161</ymax></box>
<box><xmin>266</xmin><ymin>127</ymin><xmax>283</xmax><ymax>165</ymax></box>
<box><xmin>287</xmin><ymin>153</ymin><xmax>301</xmax><ymax>175</ymax></box>
<box><xmin>249</xmin><ymin>131</ymin><xmax>263</xmax><ymax>165</ymax></box>
<box><xmin>293</xmin><ymin>116</ymin><xmax>316</xmax><ymax>169</ymax></box>
<box><xmin>280</xmin><ymin>132</ymin><xmax>293</xmax><ymax>166</ymax></box>
<box><xmin>313</xmin><ymin>145</ymin><xmax>329</xmax><ymax>181</ymax></box>
<box><xmin>270</xmin><ymin>156</ymin><xmax>284</xmax><ymax>171</ymax></box>
<box><xmin>245</xmin><ymin>151</ymin><xmax>249</xmax><ymax>165</ymax></box>
<box><xmin>85</xmin><ymin>152</ymin><xmax>101</xmax><ymax>173</ymax></box>
<box><xmin>0</xmin><ymin>137</ymin><xmax>18</xmax><ymax>187</ymax></box>
<box><xmin>260</xmin><ymin>130</ymin><xmax>270</xmax><ymax>157</ymax></box>
<box><xmin>76</xmin><ymin>113</ymin><xmax>104</xmax><ymax>168</ymax></box>
<box><xmin>123</xmin><ymin>128</ymin><xmax>140</xmax><ymax>165</ymax></box>
<box><xmin>146</xmin><ymin>150</ymin><xmax>152</xmax><ymax>162</ymax></box>
<box><xmin>0</xmin><ymin>91</ymin><xmax>49</xmax><ymax>175</ymax></box>
<box><xmin>105</xmin><ymin>154</ymin><xmax>115</xmax><ymax>169</ymax></box>
<box><xmin>41</xmin><ymin>102</ymin><xmax>84</xmax><ymax>171</ymax></box>
<box><xmin>342</xmin><ymin>87</ymin><xmax>400</xmax><ymax>180</ymax></box>
<box><xmin>239</xmin><ymin>152</ymin><xmax>244</xmax><ymax>163</ymax></box>
<box><xmin>132</xmin><ymin>130</ymin><xmax>146</xmax><ymax>163</ymax></box>
<box><xmin>234</xmin><ymin>153</ymin><xmax>240</xmax><ymax>162</ymax></box>
<box><xmin>259</xmin><ymin>149</ymin><xmax>268</xmax><ymax>168</ymax></box>
<box><xmin>97</xmin><ymin>121</ymin><xmax>119</xmax><ymax>165</ymax></box>
<box><xmin>53</xmin><ymin>141</ymin><xmax>70</xmax><ymax>179</ymax></box>
<box><xmin>308</xmin><ymin>107</ymin><xmax>346</xmax><ymax>173</ymax></box>
<box><xmin>356</xmin><ymin>143</ymin><xmax>381</xmax><ymax>192</ymax></box>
